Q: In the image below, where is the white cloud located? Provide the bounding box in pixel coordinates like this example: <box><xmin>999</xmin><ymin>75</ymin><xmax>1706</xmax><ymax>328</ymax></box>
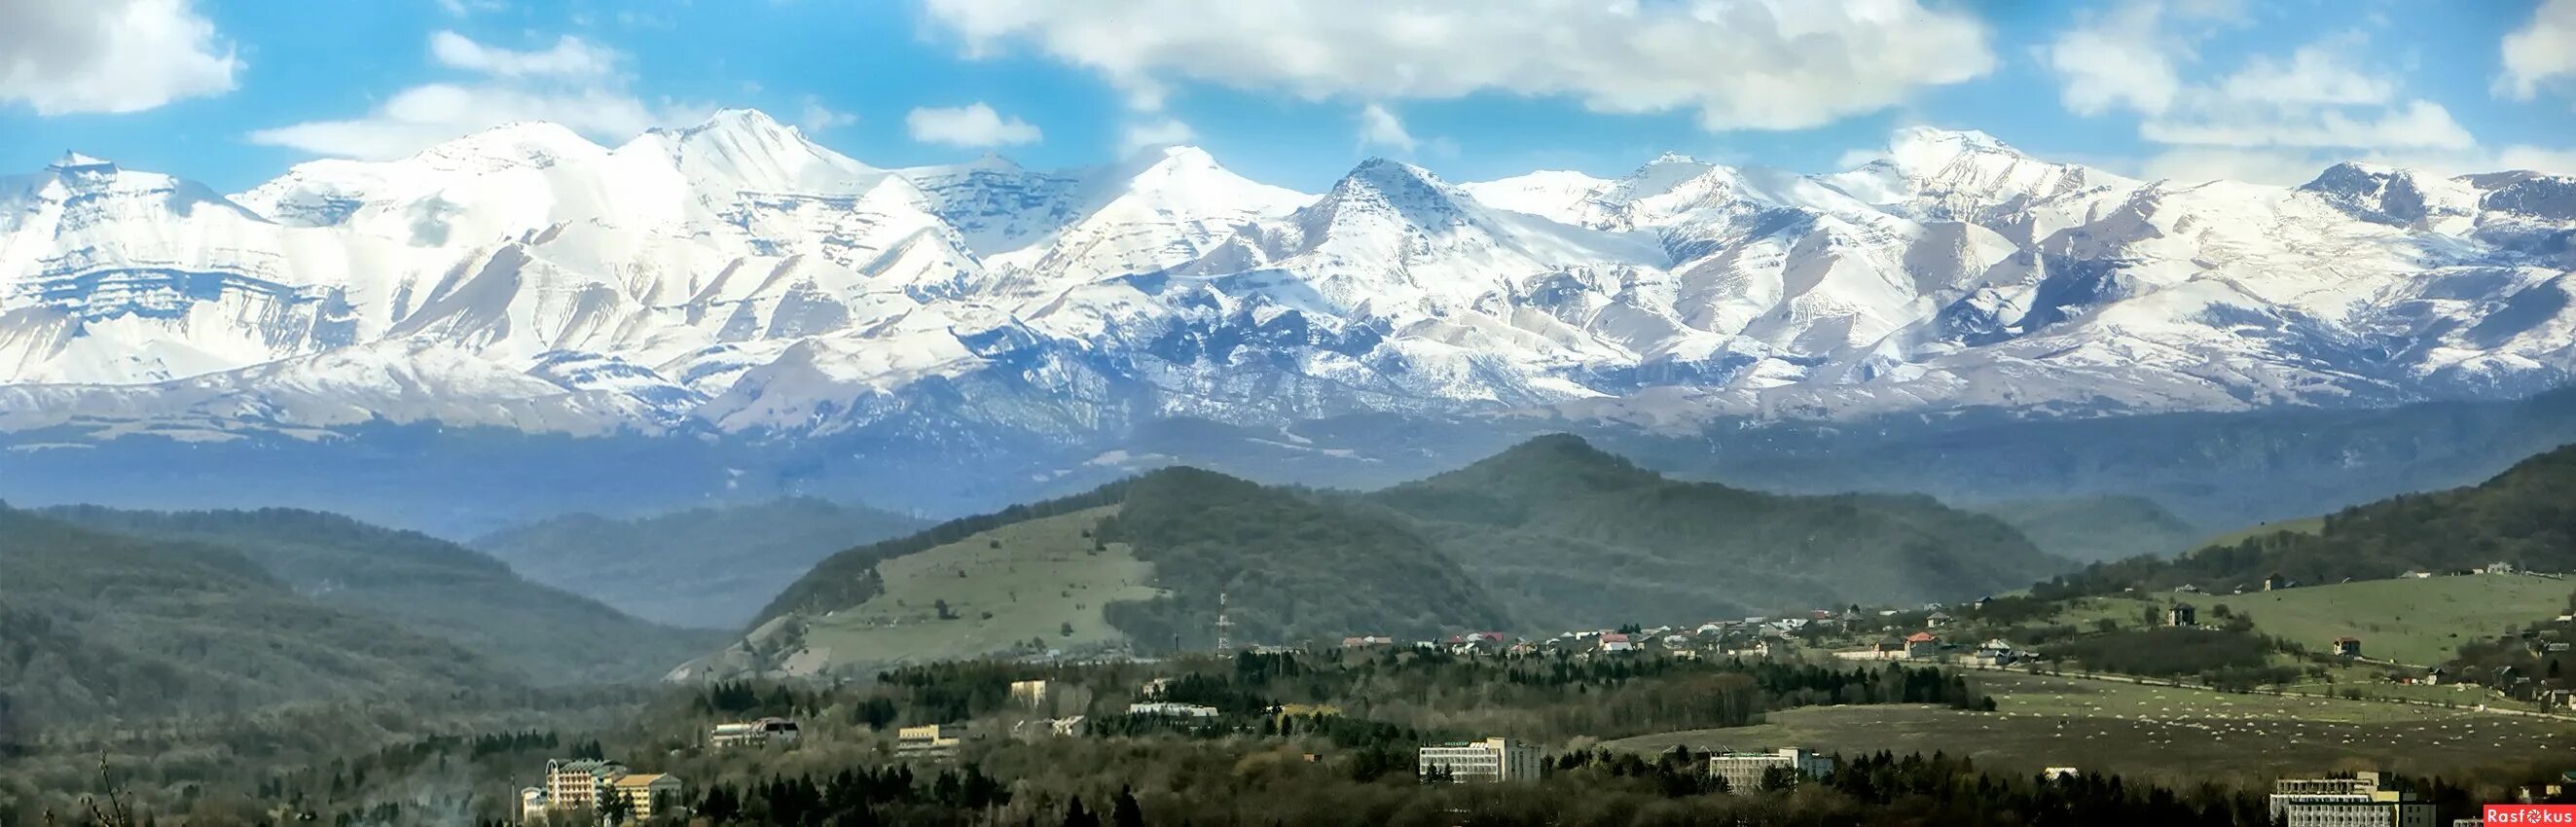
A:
<box><xmin>1119</xmin><ymin>118</ymin><xmax>1196</xmax><ymax>154</ymax></box>
<box><xmin>2499</xmin><ymin>0</ymin><xmax>2576</xmax><ymax>101</ymax></box>
<box><xmin>920</xmin><ymin>0</ymin><xmax>1994</xmax><ymax>130</ymax></box>
<box><xmin>427</xmin><ymin>31</ymin><xmax>618</xmax><ymax>79</ymax></box>
<box><xmin>1357</xmin><ymin>103</ymin><xmax>1415</xmax><ymax>153</ymax></box>
<box><xmin>798</xmin><ymin>96</ymin><xmax>856</xmax><ymax>132</ymax></box>
<box><xmin>2049</xmin><ymin>6</ymin><xmax>2482</xmax><ymax>156</ymax></box>
<box><xmin>248</xmin><ymin>31</ymin><xmax>706</xmax><ymax>160</ymax></box>
<box><xmin>2144</xmin><ymin>99</ymin><xmax>2475</xmax><ymax>151</ymax></box>
<box><xmin>0</xmin><ymin>0</ymin><xmax>239</xmax><ymax>115</ymax></box>
<box><xmin>435</xmin><ymin>0</ymin><xmax>507</xmax><ymax>17</ymax></box>
<box><xmin>2046</xmin><ymin>1</ymin><xmax>2184</xmax><ymax>117</ymax></box>
<box><xmin>905</xmin><ymin>102</ymin><xmax>1042</xmax><ymax>147</ymax></box>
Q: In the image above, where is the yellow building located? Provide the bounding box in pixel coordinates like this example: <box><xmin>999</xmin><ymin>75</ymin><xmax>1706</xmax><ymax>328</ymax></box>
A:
<box><xmin>895</xmin><ymin>724</ymin><xmax>962</xmax><ymax>759</ymax></box>
<box><xmin>609</xmin><ymin>773</ymin><xmax>684</xmax><ymax>821</ymax></box>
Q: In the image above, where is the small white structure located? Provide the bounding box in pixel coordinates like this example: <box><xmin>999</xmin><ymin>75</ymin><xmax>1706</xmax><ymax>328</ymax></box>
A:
<box><xmin>709</xmin><ymin>717</ymin><xmax>801</xmax><ymax>747</ymax></box>
<box><xmin>1127</xmin><ymin>701</ymin><xmax>1219</xmax><ymax>718</ymax></box>
<box><xmin>1417</xmin><ymin>737</ymin><xmax>1542</xmax><ymax>783</ymax></box>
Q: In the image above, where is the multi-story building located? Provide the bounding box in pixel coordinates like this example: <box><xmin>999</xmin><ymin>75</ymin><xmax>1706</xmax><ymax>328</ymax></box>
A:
<box><xmin>523</xmin><ymin>759</ymin><xmax>687</xmax><ymax>824</ymax></box>
<box><xmin>1417</xmin><ymin>737</ymin><xmax>1542</xmax><ymax>783</ymax></box>
<box><xmin>895</xmin><ymin>724</ymin><xmax>962</xmax><ymax>760</ymax></box>
<box><xmin>2268</xmin><ymin>773</ymin><xmax>2435</xmax><ymax>827</ymax></box>
<box><xmin>1010</xmin><ymin>679</ymin><xmax>1050</xmax><ymax>709</ymax></box>
<box><xmin>1708</xmin><ymin>748</ymin><xmax>1834</xmax><ymax>793</ymax></box>
<box><xmin>608</xmin><ymin>773</ymin><xmax>684</xmax><ymax>821</ymax></box>
<box><xmin>543</xmin><ymin>759</ymin><xmax>627</xmax><ymax>814</ymax></box>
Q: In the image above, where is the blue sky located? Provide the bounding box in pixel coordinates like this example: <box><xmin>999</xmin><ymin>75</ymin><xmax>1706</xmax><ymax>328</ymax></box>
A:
<box><xmin>2</xmin><ymin>0</ymin><xmax>2571</xmax><ymax>194</ymax></box>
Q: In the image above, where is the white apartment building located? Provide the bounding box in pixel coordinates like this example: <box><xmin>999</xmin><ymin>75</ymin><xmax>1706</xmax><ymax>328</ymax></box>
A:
<box><xmin>1417</xmin><ymin>737</ymin><xmax>1542</xmax><ymax>783</ymax></box>
<box><xmin>1708</xmin><ymin>748</ymin><xmax>1834</xmax><ymax>793</ymax></box>
<box><xmin>2268</xmin><ymin>773</ymin><xmax>2436</xmax><ymax>827</ymax></box>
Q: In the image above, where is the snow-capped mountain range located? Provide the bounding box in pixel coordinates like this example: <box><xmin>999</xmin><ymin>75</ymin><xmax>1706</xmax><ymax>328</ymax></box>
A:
<box><xmin>5</xmin><ymin>109</ymin><xmax>2574</xmax><ymax>441</ymax></box>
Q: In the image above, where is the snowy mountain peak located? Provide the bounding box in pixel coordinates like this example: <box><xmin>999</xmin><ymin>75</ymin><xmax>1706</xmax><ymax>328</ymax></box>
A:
<box><xmin>395</xmin><ymin>122</ymin><xmax>611</xmax><ymax>179</ymax></box>
<box><xmin>1824</xmin><ymin>126</ymin><xmax>2128</xmax><ymax>220</ymax></box>
<box><xmin>2301</xmin><ymin>161</ymin><xmax>2481</xmax><ymax>230</ymax></box>
<box><xmin>49</xmin><ymin>151</ymin><xmax>114</xmax><ymax>171</ymax></box>
<box><xmin>645</xmin><ymin>107</ymin><xmax>882</xmax><ymax>195</ymax></box>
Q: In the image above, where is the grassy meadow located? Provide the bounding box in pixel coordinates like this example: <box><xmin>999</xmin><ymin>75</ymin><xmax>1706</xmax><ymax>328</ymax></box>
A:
<box><xmin>1610</xmin><ymin>671</ymin><xmax>2576</xmax><ymax>784</ymax></box>
<box><xmin>799</xmin><ymin>506</ymin><xmax>1164</xmax><ymax>666</ymax></box>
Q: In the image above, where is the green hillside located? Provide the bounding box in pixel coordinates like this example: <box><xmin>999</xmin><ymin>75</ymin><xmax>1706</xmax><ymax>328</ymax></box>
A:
<box><xmin>2038</xmin><ymin>442</ymin><xmax>2576</xmax><ymax>597</ymax></box>
<box><xmin>0</xmin><ymin>507</ymin><xmax>518</xmax><ymax>722</ymax></box>
<box><xmin>1972</xmin><ymin>495</ymin><xmax>2204</xmax><ymax>562</ymax></box>
<box><xmin>2200</xmin><ymin>576</ymin><xmax>2565</xmax><ymax>666</ymax></box>
<box><xmin>688</xmin><ymin>507</ymin><xmax>1166</xmax><ymax>675</ymax></box>
<box><xmin>749</xmin><ymin>467</ymin><xmax>1512</xmax><ymax>668</ymax></box>
<box><xmin>1374</xmin><ymin>435</ymin><xmax>2073</xmax><ymax>613</ymax></box>
<box><xmin>472</xmin><ymin>497</ymin><xmax>928</xmax><ymax>629</ymax></box>
<box><xmin>739</xmin><ymin>436</ymin><xmax>2077</xmax><ymax>671</ymax></box>
<box><xmin>42</xmin><ymin>506</ymin><xmax>723</xmax><ymax>685</ymax></box>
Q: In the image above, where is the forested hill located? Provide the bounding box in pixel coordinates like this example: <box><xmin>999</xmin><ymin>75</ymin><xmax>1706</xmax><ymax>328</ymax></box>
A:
<box><xmin>2037</xmin><ymin>442</ymin><xmax>2576</xmax><ymax>597</ymax></box>
<box><xmin>40</xmin><ymin>506</ymin><xmax>723</xmax><ymax>684</ymax></box>
<box><xmin>0</xmin><ymin>507</ymin><xmax>518</xmax><ymax>723</ymax></box>
<box><xmin>473</xmin><ymin>498</ymin><xmax>929</xmax><ymax>629</ymax></box>
<box><xmin>1968</xmin><ymin>495</ymin><xmax>2204</xmax><ymax>563</ymax></box>
<box><xmin>1370</xmin><ymin>434</ymin><xmax>2072</xmax><ymax>625</ymax></box>
<box><xmin>754</xmin><ymin>468</ymin><xmax>1511</xmax><ymax>649</ymax></box>
<box><xmin>750</xmin><ymin>436</ymin><xmax>2070</xmax><ymax>657</ymax></box>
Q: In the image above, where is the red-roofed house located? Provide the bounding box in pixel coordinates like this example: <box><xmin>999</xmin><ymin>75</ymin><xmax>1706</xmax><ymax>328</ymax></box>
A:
<box><xmin>1904</xmin><ymin>631</ymin><xmax>1941</xmax><ymax>659</ymax></box>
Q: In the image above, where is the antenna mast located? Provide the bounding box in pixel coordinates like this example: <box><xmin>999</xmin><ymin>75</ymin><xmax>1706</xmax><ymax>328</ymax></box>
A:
<box><xmin>1214</xmin><ymin>592</ymin><xmax>1234</xmax><ymax>653</ymax></box>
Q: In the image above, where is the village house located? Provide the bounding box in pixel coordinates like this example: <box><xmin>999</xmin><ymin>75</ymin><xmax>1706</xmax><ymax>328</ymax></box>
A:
<box><xmin>1010</xmin><ymin>679</ymin><xmax>1050</xmax><ymax>709</ymax></box>
<box><xmin>1905</xmin><ymin>631</ymin><xmax>1941</xmax><ymax>659</ymax></box>
<box><xmin>2168</xmin><ymin>603</ymin><xmax>2197</xmax><ymax>628</ymax></box>
<box><xmin>2262</xmin><ymin>573</ymin><xmax>2292</xmax><ymax>592</ymax></box>
<box><xmin>1926</xmin><ymin>612</ymin><xmax>1953</xmax><ymax>629</ymax></box>
<box><xmin>1972</xmin><ymin>639</ymin><xmax>2017</xmax><ymax>666</ymax></box>
<box><xmin>2331</xmin><ymin>637</ymin><xmax>2363</xmax><ymax>658</ymax></box>
<box><xmin>1599</xmin><ymin>632</ymin><xmax>1635</xmax><ymax>653</ymax></box>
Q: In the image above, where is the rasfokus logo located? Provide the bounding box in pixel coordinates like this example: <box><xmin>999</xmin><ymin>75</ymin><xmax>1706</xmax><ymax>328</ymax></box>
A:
<box><xmin>2489</xmin><ymin>805</ymin><xmax>2576</xmax><ymax>824</ymax></box>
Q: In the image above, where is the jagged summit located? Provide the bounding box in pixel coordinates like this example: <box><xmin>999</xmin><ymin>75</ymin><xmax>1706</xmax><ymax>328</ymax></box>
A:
<box><xmin>49</xmin><ymin>151</ymin><xmax>113</xmax><ymax>171</ymax></box>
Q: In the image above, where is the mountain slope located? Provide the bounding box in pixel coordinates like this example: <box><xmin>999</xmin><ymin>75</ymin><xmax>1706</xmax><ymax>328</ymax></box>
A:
<box><xmin>39</xmin><ymin>506</ymin><xmax>722</xmax><ymax>684</ymax></box>
<box><xmin>731</xmin><ymin>436</ymin><xmax>2062</xmax><ymax>671</ymax></box>
<box><xmin>0</xmin><ymin>507</ymin><xmax>517</xmax><ymax>722</ymax></box>
<box><xmin>471</xmin><ymin>497</ymin><xmax>928</xmax><ymax>629</ymax></box>
<box><xmin>1373</xmin><ymin>435</ymin><xmax>2071</xmax><ymax>613</ymax></box>
<box><xmin>1968</xmin><ymin>495</ymin><xmax>2204</xmax><ymax>562</ymax></box>
<box><xmin>2039</xmin><ymin>440</ymin><xmax>2576</xmax><ymax>595</ymax></box>
<box><xmin>734</xmin><ymin>468</ymin><xmax>1512</xmax><ymax>672</ymax></box>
